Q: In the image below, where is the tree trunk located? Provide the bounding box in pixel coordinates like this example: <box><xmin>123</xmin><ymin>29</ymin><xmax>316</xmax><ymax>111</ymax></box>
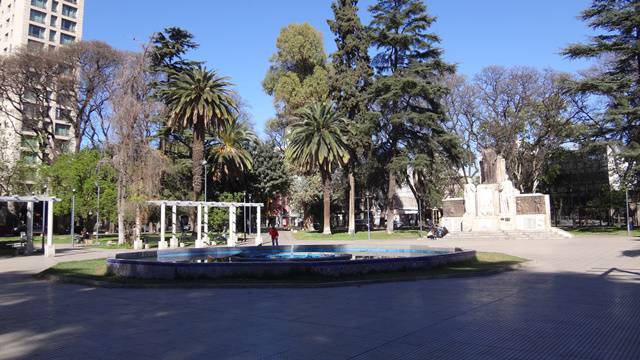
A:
<box><xmin>190</xmin><ymin>120</ymin><xmax>205</xmax><ymax>229</ymax></box>
<box><xmin>116</xmin><ymin>165</ymin><xmax>126</xmax><ymax>244</ymax></box>
<box><xmin>135</xmin><ymin>204</ymin><xmax>141</xmax><ymax>242</ymax></box>
<box><xmin>386</xmin><ymin>168</ymin><xmax>396</xmax><ymax>234</ymax></box>
<box><xmin>322</xmin><ymin>171</ymin><xmax>332</xmax><ymax>235</ymax></box>
<box><xmin>348</xmin><ymin>170</ymin><xmax>355</xmax><ymax>235</ymax></box>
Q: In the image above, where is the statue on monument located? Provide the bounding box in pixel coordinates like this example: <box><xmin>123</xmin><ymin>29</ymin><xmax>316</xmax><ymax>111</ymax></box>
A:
<box><xmin>480</xmin><ymin>148</ymin><xmax>507</xmax><ymax>184</ymax></box>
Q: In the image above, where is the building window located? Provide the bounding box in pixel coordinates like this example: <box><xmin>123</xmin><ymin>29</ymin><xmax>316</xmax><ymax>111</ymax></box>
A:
<box><xmin>21</xmin><ymin>135</ymin><xmax>38</xmax><ymax>149</ymax></box>
<box><xmin>49</xmin><ymin>30</ymin><xmax>56</xmax><ymax>42</ymax></box>
<box><xmin>21</xmin><ymin>152</ymin><xmax>38</xmax><ymax>165</ymax></box>
<box><xmin>59</xmin><ymin>33</ymin><xmax>74</xmax><ymax>44</ymax></box>
<box><xmin>56</xmin><ymin>140</ymin><xmax>69</xmax><ymax>153</ymax></box>
<box><xmin>60</xmin><ymin>19</ymin><xmax>75</xmax><ymax>32</ymax></box>
<box><xmin>28</xmin><ymin>24</ymin><xmax>45</xmax><ymax>39</ymax></box>
<box><xmin>56</xmin><ymin>107</ymin><xmax>70</xmax><ymax>120</ymax></box>
<box><xmin>54</xmin><ymin>123</ymin><xmax>70</xmax><ymax>136</ymax></box>
<box><xmin>50</xmin><ymin>15</ymin><xmax>57</xmax><ymax>26</ymax></box>
<box><xmin>61</xmin><ymin>4</ymin><xmax>76</xmax><ymax>18</ymax></box>
<box><xmin>29</xmin><ymin>9</ymin><xmax>46</xmax><ymax>24</ymax></box>
<box><xmin>30</xmin><ymin>0</ymin><xmax>46</xmax><ymax>9</ymax></box>
<box><xmin>27</xmin><ymin>39</ymin><xmax>44</xmax><ymax>50</ymax></box>
<box><xmin>51</xmin><ymin>0</ymin><xmax>58</xmax><ymax>12</ymax></box>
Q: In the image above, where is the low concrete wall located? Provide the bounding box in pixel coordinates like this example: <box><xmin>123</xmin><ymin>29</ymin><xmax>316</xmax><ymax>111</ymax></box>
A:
<box><xmin>106</xmin><ymin>245</ymin><xmax>476</xmax><ymax>280</ymax></box>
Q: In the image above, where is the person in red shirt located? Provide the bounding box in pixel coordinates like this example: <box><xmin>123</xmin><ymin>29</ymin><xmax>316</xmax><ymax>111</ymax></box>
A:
<box><xmin>268</xmin><ymin>225</ymin><xmax>279</xmax><ymax>246</ymax></box>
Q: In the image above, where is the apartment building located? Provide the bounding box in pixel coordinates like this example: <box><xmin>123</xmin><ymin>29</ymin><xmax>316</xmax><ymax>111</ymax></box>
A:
<box><xmin>0</xmin><ymin>0</ymin><xmax>84</xmax><ymax>182</ymax></box>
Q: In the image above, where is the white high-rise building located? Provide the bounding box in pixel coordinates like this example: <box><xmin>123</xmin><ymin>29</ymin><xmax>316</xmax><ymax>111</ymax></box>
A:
<box><xmin>0</xmin><ymin>0</ymin><xmax>84</xmax><ymax>184</ymax></box>
<box><xmin>1</xmin><ymin>0</ymin><xmax>84</xmax><ymax>53</ymax></box>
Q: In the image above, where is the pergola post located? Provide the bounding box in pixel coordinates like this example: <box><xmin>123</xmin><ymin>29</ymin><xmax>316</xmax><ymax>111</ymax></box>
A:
<box><xmin>25</xmin><ymin>201</ymin><xmax>34</xmax><ymax>254</ymax></box>
<box><xmin>255</xmin><ymin>205</ymin><xmax>262</xmax><ymax>245</ymax></box>
<box><xmin>44</xmin><ymin>199</ymin><xmax>55</xmax><ymax>257</ymax></box>
<box><xmin>203</xmin><ymin>206</ymin><xmax>209</xmax><ymax>245</ymax></box>
<box><xmin>228</xmin><ymin>204</ymin><xmax>236</xmax><ymax>246</ymax></box>
<box><xmin>196</xmin><ymin>204</ymin><xmax>204</xmax><ymax>248</ymax></box>
<box><xmin>170</xmin><ymin>205</ymin><xmax>178</xmax><ymax>248</ymax></box>
<box><xmin>158</xmin><ymin>202</ymin><xmax>168</xmax><ymax>249</ymax></box>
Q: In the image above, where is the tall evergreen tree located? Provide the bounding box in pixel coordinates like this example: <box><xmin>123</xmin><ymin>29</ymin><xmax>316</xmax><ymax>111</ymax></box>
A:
<box><xmin>368</xmin><ymin>0</ymin><xmax>460</xmax><ymax>233</ymax></box>
<box><xmin>328</xmin><ymin>0</ymin><xmax>373</xmax><ymax>234</ymax></box>
<box><xmin>562</xmin><ymin>0</ymin><xmax>640</xmax><ymax>188</ymax></box>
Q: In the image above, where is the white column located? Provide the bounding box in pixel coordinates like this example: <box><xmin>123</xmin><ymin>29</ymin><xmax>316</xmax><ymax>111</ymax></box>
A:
<box><xmin>44</xmin><ymin>199</ymin><xmax>55</xmax><ymax>257</ymax></box>
<box><xmin>255</xmin><ymin>205</ymin><xmax>262</xmax><ymax>246</ymax></box>
<box><xmin>196</xmin><ymin>204</ymin><xmax>203</xmax><ymax>248</ymax></box>
<box><xmin>228</xmin><ymin>205</ymin><xmax>236</xmax><ymax>247</ymax></box>
<box><xmin>158</xmin><ymin>203</ymin><xmax>168</xmax><ymax>249</ymax></box>
<box><xmin>203</xmin><ymin>206</ymin><xmax>209</xmax><ymax>245</ymax></box>
<box><xmin>170</xmin><ymin>205</ymin><xmax>178</xmax><ymax>248</ymax></box>
<box><xmin>25</xmin><ymin>202</ymin><xmax>34</xmax><ymax>254</ymax></box>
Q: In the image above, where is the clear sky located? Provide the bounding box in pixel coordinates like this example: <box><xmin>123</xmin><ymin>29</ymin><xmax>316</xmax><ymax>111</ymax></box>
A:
<box><xmin>84</xmin><ymin>0</ymin><xmax>595</xmax><ymax>135</ymax></box>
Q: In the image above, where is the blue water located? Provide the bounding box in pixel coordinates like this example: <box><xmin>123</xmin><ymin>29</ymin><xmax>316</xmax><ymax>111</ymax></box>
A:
<box><xmin>262</xmin><ymin>252</ymin><xmax>340</xmax><ymax>260</ymax></box>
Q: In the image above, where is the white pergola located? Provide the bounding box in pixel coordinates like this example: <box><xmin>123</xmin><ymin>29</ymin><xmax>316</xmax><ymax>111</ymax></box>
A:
<box><xmin>0</xmin><ymin>195</ymin><xmax>60</xmax><ymax>257</ymax></box>
<box><xmin>146</xmin><ymin>200</ymin><xmax>263</xmax><ymax>249</ymax></box>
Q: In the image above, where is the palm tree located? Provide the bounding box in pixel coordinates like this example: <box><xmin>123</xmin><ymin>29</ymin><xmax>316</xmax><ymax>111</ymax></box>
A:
<box><xmin>208</xmin><ymin>118</ymin><xmax>257</xmax><ymax>182</ymax></box>
<box><xmin>158</xmin><ymin>65</ymin><xmax>236</xmax><ymax>202</ymax></box>
<box><xmin>286</xmin><ymin>101</ymin><xmax>351</xmax><ymax>234</ymax></box>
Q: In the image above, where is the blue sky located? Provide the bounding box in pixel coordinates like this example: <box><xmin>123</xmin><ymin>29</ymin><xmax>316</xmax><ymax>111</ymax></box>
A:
<box><xmin>84</xmin><ymin>0</ymin><xmax>595</xmax><ymax>135</ymax></box>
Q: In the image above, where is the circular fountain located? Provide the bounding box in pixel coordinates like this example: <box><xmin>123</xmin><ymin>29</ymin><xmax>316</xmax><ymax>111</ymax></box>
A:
<box><xmin>106</xmin><ymin>245</ymin><xmax>476</xmax><ymax>280</ymax></box>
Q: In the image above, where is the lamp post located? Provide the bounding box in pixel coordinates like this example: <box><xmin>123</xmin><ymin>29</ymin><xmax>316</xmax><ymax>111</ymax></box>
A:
<box><xmin>71</xmin><ymin>188</ymin><xmax>76</xmax><ymax>247</ymax></box>
<box><xmin>41</xmin><ymin>185</ymin><xmax>47</xmax><ymax>251</ymax></box>
<box><xmin>626</xmin><ymin>187</ymin><xmax>631</xmax><ymax>238</ymax></box>
<box><xmin>201</xmin><ymin>160</ymin><xmax>208</xmax><ymax>202</ymax></box>
<box><xmin>365</xmin><ymin>191</ymin><xmax>371</xmax><ymax>242</ymax></box>
<box><xmin>418</xmin><ymin>196</ymin><xmax>423</xmax><ymax>238</ymax></box>
<box><xmin>248</xmin><ymin>194</ymin><xmax>252</xmax><ymax>235</ymax></box>
<box><xmin>243</xmin><ymin>192</ymin><xmax>247</xmax><ymax>242</ymax></box>
<box><xmin>95</xmin><ymin>182</ymin><xmax>100</xmax><ymax>242</ymax></box>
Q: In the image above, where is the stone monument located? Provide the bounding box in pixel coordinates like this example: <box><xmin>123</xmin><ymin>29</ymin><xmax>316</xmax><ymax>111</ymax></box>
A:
<box><xmin>442</xmin><ymin>149</ymin><xmax>551</xmax><ymax>232</ymax></box>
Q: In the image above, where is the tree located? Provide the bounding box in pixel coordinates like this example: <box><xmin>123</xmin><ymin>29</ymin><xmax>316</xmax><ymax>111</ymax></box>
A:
<box><xmin>207</xmin><ymin>118</ymin><xmax>257</xmax><ymax>185</ymax></box>
<box><xmin>150</xmin><ymin>27</ymin><xmax>200</xmax><ymax>74</ymax></box>
<box><xmin>442</xmin><ymin>73</ymin><xmax>482</xmax><ymax>184</ymax></box>
<box><xmin>368</xmin><ymin>0</ymin><xmax>460</xmax><ymax>233</ymax></box>
<box><xmin>473</xmin><ymin>66</ymin><xmax>579</xmax><ymax>192</ymax></box>
<box><xmin>157</xmin><ymin>65</ymin><xmax>237</xmax><ymax>203</ymax></box>
<box><xmin>0</xmin><ymin>48</ymin><xmax>64</xmax><ymax>165</ymax></box>
<box><xmin>110</xmin><ymin>51</ymin><xmax>166</xmax><ymax>244</ymax></box>
<box><xmin>262</xmin><ymin>23</ymin><xmax>331</xmax><ymax>122</ymax></box>
<box><xmin>41</xmin><ymin>150</ymin><xmax>117</xmax><ymax>229</ymax></box>
<box><xmin>57</xmin><ymin>41</ymin><xmax>123</xmax><ymax>151</ymax></box>
<box><xmin>286</xmin><ymin>102</ymin><xmax>351</xmax><ymax>234</ymax></box>
<box><xmin>562</xmin><ymin>0</ymin><xmax>640</xmax><ymax>189</ymax></box>
<box><xmin>328</xmin><ymin>0</ymin><xmax>374</xmax><ymax>234</ymax></box>
<box><xmin>248</xmin><ymin>142</ymin><xmax>291</xmax><ymax>204</ymax></box>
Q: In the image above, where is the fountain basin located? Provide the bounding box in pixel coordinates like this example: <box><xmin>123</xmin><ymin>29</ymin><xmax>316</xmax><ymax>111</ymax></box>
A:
<box><xmin>106</xmin><ymin>245</ymin><xmax>476</xmax><ymax>280</ymax></box>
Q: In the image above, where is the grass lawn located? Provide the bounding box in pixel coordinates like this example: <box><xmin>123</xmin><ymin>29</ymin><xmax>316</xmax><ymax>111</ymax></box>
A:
<box><xmin>38</xmin><ymin>252</ymin><xmax>526</xmax><ymax>286</ymax></box>
<box><xmin>566</xmin><ymin>226</ymin><xmax>640</xmax><ymax>237</ymax></box>
<box><xmin>292</xmin><ymin>229</ymin><xmax>423</xmax><ymax>241</ymax></box>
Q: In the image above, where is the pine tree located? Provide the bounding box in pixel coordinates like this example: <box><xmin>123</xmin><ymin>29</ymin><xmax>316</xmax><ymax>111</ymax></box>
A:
<box><xmin>562</xmin><ymin>0</ymin><xmax>640</xmax><ymax>187</ymax></box>
<box><xmin>328</xmin><ymin>0</ymin><xmax>374</xmax><ymax>234</ymax></box>
<box><xmin>368</xmin><ymin>0</ymin><xmax>460</xmax><ymax>233</ymax></box>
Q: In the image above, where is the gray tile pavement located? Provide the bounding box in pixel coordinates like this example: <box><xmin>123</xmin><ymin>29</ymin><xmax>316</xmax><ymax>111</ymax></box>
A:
<box><xmin>0</xmin><ymin>234</ymin><xmax>639</xmax><ymax>359</ymax></box>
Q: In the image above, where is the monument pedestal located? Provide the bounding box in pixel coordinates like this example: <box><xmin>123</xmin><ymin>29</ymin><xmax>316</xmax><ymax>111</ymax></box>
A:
<box><xmin>442</xmin><ymin>149</ymin><xmax>551</xmax><ymax>233</ymax></box>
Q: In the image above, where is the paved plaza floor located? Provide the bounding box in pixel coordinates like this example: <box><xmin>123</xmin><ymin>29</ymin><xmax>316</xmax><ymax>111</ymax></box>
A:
<box><xmin>0</xmin><ymin>233</ymin><xmax>639</xmax><ymax>359</ymax></box>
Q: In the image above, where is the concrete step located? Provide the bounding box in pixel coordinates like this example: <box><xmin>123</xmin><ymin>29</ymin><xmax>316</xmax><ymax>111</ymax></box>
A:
<box><xmin>445</xmin><ymin>230</ymin><xmax>567</xmax><ymax>241</ymax></box>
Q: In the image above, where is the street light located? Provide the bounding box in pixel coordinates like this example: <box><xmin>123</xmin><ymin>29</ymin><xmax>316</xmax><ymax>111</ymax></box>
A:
<box><xmin>365</xmin><ymin>191</ymin><xmax>371</xmax><ymax>242</ymax></box>
<box><xmin>418</xmin><ymin>196</ymin><xmax>423</xmax><ymax>238</ymax></box>
<box><xmin>201</xmin><ymin>160</ymin><xmax>208</xmax><ymax>202</ymax></box>
<box><xmin>41</xmin><ymin>185</ymin><xmax>47</xmax><ymax>251</ymax></box>
<box><xmin>71</xmin><ymin>188</ymin><xmax>76</xmax><ymax>247</ymax></box>
<box><xmin>95</xmin><ymin>181</ymin><xmax>100</xmax><ymax>242</ymax></box>
<box><xmin>625</xmin><ymin>187</ymin><xmax>631</xmax><ymax>238</ymax></box>
<box><xmin>248</xmin><ymin>194</ymin><xmax>252</xmax><ymax>235</ymax></box>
